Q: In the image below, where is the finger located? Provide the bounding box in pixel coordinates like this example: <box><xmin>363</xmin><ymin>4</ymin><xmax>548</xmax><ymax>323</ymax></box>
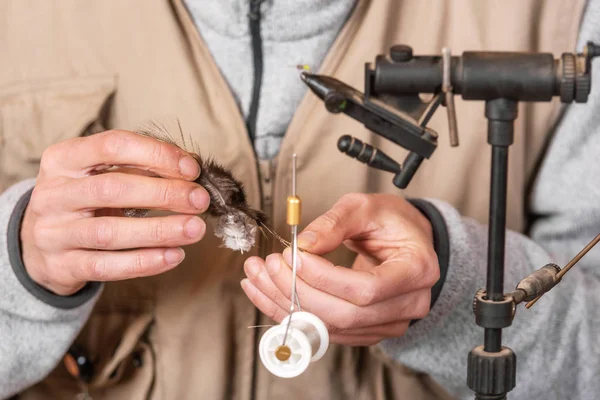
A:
<box><xmin>284</xmin><ymin>248</ymin><xmax>438</xmax><ymax>305</ymax></box>
<box><xmin>264</xmin><ymin>254</ymin><xmax>431</xmax><ymax>329</ymax></box>
<box><xmin>297</xmin><ymin>193</ymin><xmax>426</xmax><ymax>256</ymax></box>
<box><xmin>243</xmin><ymin>257</ymin><xmax>295</xmax><ymax>312</ymax></box>
<box><xmin>45</xmin><ymin>172</ymin><xmax>209</xmax><ymax>214</ymax></box>
<box><xmin>240</xmin><ymin>278</ymin><xmax>289</xmax><ymax>324</ymax></box>
<box><xmin>68</xmin><ymin>246</ymin><xmax>186</xmax><ymax>282</ymax></box>
<box><xmin>350</xmin><ymin>254</ymin><xmax>377</xmax><ymax>272</ymax></box>
<box><xmin>297</xmin><ymin>193</ymin><xmax>378</xmax><ymax>254</ymax></box>
<box><xmin>329</xmin><ymin>334</ymin><xmax>383</xmax><ymax>347</ymax></box>
<box><xmin>42</xmin><ymin>130</ymin><xmax>200</xmax><ymax>180</ymax></box>
<box><xmin>55</xmin><ymin>215</ymin><xmax>206</xmax><ymax>250</ymax></box>
<box><xmin>243</xmin><ymin>259</ymin><xmax>420</xmax><ymax>338</ymax></box>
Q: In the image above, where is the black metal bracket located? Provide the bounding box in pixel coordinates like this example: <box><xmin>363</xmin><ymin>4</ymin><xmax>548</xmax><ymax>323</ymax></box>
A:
<box><xmin>473</xmin><ymin>290</ymin><xmax>515</xmax><ymax>329</ymax></box>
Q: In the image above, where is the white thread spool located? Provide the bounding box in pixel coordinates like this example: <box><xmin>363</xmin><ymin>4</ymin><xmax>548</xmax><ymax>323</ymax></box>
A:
<box><xmin>259</xmin><ymin>311</ymin><xmax>329</xmax><ymax>378</ymax></box>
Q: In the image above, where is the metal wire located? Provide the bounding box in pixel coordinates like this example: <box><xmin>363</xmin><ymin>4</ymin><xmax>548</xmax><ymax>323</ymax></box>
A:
<box><xmin>526</xmin><ymin>232</ymin><xmax>600</xmax><ymax>308</ymax></box>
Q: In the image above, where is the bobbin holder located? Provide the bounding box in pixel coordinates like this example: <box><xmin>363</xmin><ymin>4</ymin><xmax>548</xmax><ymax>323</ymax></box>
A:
<box><xmin>302</xmin><ymin>42</ymin><xmax>600</xmax><ymax>399</ymax></box>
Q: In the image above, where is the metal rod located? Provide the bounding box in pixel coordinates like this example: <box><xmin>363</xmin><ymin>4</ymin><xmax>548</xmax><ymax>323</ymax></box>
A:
<box><xmin>487</xmin><ymin>145</ymin><xmax>508</xmax><ymax>299</ymax></box>
<box><xmin>526</xmin><ymin>232</ymin><xmax>600</xmax><ymax>308</ymax></box>
<box><xmin>282</xmin><ymin>154</ymin><xmax>300</xmax><ymax>346</ymax></box>
<box><xmin>292</xmin><ymin>154</ymin><xmax>297</xmax><ymax>197</ymax></box>
<box><xmin>442</xmin><ymin>47</ymin><xmax>459</xmax><ymax>146</ymax></box>
<box><xmin>557</xmin><ymin>232</ymin><xmax>600</xmax><ymax>279</ymax></box>
<box><xmin>289</xmin><ymin>154</ymin><xmax>299</xmax><ymax>315</ymax></box>
<box><xmin>468</xmin><ymin>100</ymin><xmax>517</xmax><ymax>398</ymax></box>
<box><xmin>484</xmin><ymin>135</ymin><xmax>510</xmax><ymax>353</ymax></box>
<box><xmin>523</xmin><ymin>294</ymin><xmax>541</xmax><ymax>309</ymax></box>
<box><xmin>289</xmin><ymin>225</ymin><xmax>299</xmax><ymax>315</ymax></box>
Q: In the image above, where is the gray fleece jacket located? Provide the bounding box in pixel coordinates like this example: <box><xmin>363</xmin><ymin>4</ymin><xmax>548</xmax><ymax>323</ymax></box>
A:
<box><xmin>2</xmin><ymin>0</ymin><xmax>600</xmax><ymax>399</ymax></box>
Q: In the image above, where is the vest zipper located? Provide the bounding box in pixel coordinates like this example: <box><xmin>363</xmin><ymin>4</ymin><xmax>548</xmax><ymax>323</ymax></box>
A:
<box><xmin>248</xmin><ymin>3</ymin><xmax>266</xmax><ymax>398</ymax></box>
<box><xmin>249</xmin><ymin>158</ymin><xmax>277</xmax><ymax>400</ymax></box>
<box><xmin>247</xmin><ymin>0</ymin><xmax>265</xmax><ymax>143</ymax></box>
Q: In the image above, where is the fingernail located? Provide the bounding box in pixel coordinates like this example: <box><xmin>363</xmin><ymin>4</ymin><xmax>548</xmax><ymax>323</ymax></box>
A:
<box><xmin>297</xmin><ymin>231</ymin><xmax>316</xmax><ymax>248</ymax></box>
<box><xmin>190</xmin><ymin>188</ymin><xmax>209</xmax><ymax>211</ymax></box>
<box><xmin>184</xmin><ymin>217</ymin><xmax>205</xmax><ymax>239</ymax></box>
<box><xmin>240</xmin><ymin>279</ymin><xmax>255</xmax><ymax>295</ymax></box>
<box><xmin>266</xmin><ymin>255</ymin><xmax>281</xmax><ymax>275</ymax></box>
<box><xmin>179</xmin><ymin>155</ymin><xmax>200</xmax><ymax>179</ymax></box>
<box><xmin>244</xmin><ymin>260</ymin><xmax>261</xmax><ymax>278</ymax></box>
<box><xmin>164</xmin><ymin>248</ymin><xmax>185</xmax><ymax>265</ymax></box>
<box><xmin>282</xmin><ymin>248</ymin><xmax>302</xmax><ymax>270</ymax></box>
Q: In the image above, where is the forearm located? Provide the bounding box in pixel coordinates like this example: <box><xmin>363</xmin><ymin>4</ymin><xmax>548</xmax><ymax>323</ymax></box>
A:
<box><xmin>379</xmin><ymin>200</ymin><xmax>599</xmax><ymax>399</ymax></box>
<box><xmin>0</xmin><ymin>180</ymin><xmax>102</xmax><ymax>397</ymax></box>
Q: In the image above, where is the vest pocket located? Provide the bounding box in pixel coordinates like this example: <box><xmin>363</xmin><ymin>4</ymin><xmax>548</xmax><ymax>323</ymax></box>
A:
<box><xmin>0</xmin><ymin>75</ymin><xmax>115</xmax><ymax>191</ymax></box>
<box><xmin>16</xmin><ymin>311</ymin><xmax>157</xmax><ymax>400</ymax></box>
<box><xmin>87</xmin><ymin>312</ymin><xmax>155</xmax><ymax>395</ymax></box>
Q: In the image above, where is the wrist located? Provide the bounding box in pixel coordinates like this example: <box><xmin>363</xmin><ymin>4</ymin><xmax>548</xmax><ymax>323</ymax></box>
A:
<box><xmin>10</xmin><ymin>188</ymin><xmax>101</xmax><ymax>308</ymax></box>
<box><xmin>407</xmin><ymin>199</ymin><xmax>450</xmax><ymax>311</ymax></box>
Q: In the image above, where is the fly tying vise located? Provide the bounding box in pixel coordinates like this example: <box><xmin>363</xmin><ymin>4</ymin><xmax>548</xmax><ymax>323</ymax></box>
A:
<box><xmin>258</xmin><ymin>155</ymin><xmax>329</xmax><ymax>379</ymax></box>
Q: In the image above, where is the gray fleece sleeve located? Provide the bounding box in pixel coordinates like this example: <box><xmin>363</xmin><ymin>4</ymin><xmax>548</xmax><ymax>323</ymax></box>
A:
<box><xmin>379</xmin><ymin>2</ymin><xmax>600</xmax><ymax>399</ymax></box>
<box><xmin>0</xmin><ymin>179</ymin><xmax>102</xmax><ymax>398</ymax></box>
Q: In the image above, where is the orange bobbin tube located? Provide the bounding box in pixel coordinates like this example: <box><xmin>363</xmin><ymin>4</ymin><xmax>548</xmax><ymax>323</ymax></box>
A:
<box><xmin>287</xmin><ymin>195</ymin><xmax>301</xmax><ymax>226</ymax></box>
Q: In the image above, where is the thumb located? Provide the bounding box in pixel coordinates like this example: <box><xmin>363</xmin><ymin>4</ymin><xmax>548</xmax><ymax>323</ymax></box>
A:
<box><xmin>298</xmin><ymin>194</ymin><xmax>374</xmax><ymax>254</ymax></box>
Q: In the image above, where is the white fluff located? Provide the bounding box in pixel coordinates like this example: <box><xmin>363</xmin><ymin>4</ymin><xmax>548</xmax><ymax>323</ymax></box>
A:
<box><xmin>213</xmin><ymin>212</ymin><xmax>258</xmax><ymax>253</ymax></box>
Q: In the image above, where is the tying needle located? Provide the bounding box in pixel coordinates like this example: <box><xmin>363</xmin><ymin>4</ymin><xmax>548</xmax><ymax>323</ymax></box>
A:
<box><xmin>282</xmin><ymin>154</ymin><xmax>302</xmax><ymax>346</ymax></box>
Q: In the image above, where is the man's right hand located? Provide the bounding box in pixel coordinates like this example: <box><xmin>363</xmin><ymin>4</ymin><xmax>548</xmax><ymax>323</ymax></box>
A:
<box><xmin>19</xmin><ymin>130</ymin><xmax>210</xmax><ymax>296</ymax></box>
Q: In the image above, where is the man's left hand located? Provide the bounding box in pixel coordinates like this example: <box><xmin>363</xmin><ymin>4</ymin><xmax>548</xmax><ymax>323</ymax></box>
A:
<box><xmin>241</xmin><ymin>193</ymin><xmax>440</xmax><ymax>346</ymax></box>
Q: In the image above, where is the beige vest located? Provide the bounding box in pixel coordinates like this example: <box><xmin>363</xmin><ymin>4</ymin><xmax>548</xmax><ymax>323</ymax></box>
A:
<box><xmin>0</xmin><ymin>0</ymin><xmax>584</xmax><ymax>398</ymax></box>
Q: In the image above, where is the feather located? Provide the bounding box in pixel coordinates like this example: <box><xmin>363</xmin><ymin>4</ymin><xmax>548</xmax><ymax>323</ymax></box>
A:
<box><xmin>124</xmin><ymin>118</ymin><xmax>285</xmax><ymax>253</ymax></box>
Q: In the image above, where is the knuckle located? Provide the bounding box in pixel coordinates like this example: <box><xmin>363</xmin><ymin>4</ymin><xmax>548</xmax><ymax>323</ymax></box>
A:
<box><xmin>88</xmin><ymin>257</ymin><xmax>108</xmax><ymax>280</ymax></box>
<box><xmin>149</xmin><ymin>140</ymin><xmax>166</xmax><ymax>165</ymax></box>
<box><xmin>99</xmin><ymin>130</ymin><xmax>129</xmax><ymax>158</ymax></box>
<box><xmin>31</xmin><ymin>224</ymin><xmax>54</xmax><ymax>250</ymax></box>
<box><xmin>39</xmin><ymin>145</ymin><xmax>60</xmax><ymax>173</ymax></box>
<box><xmin>414</xmin><ymin>294</ymin><xmax>432</xmax><ymax>319</ymax></box>
<box><xmin>149</xmin><ymin>219</ymin><xmax>168</xmax><ymax>243</ymax></box>
<box><xmin>424</xmin><ymin>249</ymin><xmax>441</xmax><ymax>286</ymax></box>
<box><xmin>310</xmin><ymin>271</ymin><xmax>329</xmax><ymax>292</ymax></box>
<box><xmin>320</xmin><ymin>209</ymin><xmax>343</xmax><ymax>232</ymax></box>
<box><xmin>40</xmin><ymin>138</ymin><xmax>79</xmax><ymax>172</ymax></box>
<box><xmin>317</xmin><ymin>193</ymin><xmax>372</xmax><ymax>232</ymax></box>
<box><xmin>337</xmin><ymin>307</ymin><xmax>361</xmax><ymax>330</ymax></box>
<box><xmin>403</xmin><ymin>246</ymin><xmax>437</xmax><ymax>289</ymax></box>
<box><xmin>90</xmin><ymin>220</ymin><xmax>116</xmax><ymax>249</ymax></box>
<box><xmin>415</xmin><ymin>252</ymin><xmax>440</xmax><ymax>289</ymax></box>
<box><xmin>130</xmin><ymin>252</ymin><xmax>147</xmax><ymax>276</ymax></box>
<box><xmin>93</xmin><ymin>174</ymin><xmax>124</xmax><ymax>204</ymax></box>
<box><xmin>28</xmin><ymin>187</ymin><xmax>49</xmax><ymax>215</ymax></box>
<box><xmin>354</xmin><ymin>280</ymin><xmax>379</xmax><ymax>306</ymax></box>
<box><xmin>340</xmin><ymin>192</ymin><xmax>371</xmax><ymax>209</ymax></box>
<box><xmin>156</xmin><ymin>180</ymin><xmax>176</xmax><ymax>208</ymax></box>
<box><xmin>425</xmin><ymin>262</ymin><xmax>441</xmax><ymax>288</ymax></box>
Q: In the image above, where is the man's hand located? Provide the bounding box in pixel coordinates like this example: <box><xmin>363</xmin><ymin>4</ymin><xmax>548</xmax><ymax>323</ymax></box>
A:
<box><xmin>20</xmin><ymin>130</ymin><xmax>210</xmax><ymax>296</ymax></box>
<box><xmin>241</xmin><ymin>193</ymin><xmax>439</xmax><ymax>346</ymax></box>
